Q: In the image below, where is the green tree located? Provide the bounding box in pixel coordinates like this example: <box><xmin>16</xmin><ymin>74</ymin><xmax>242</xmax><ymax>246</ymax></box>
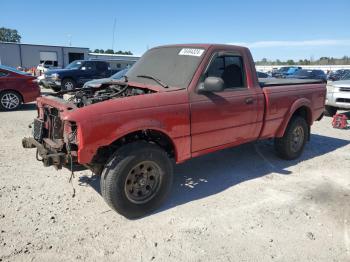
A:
<box><xmin>0</xmin><ymin>27</ymin><xmax>21</xmax><ymax>42</ymax></box>
<box><xmin>93</xmin><ymin>49</ymin><xmax>100</xmax><ymax>53</ymax></box>
<box><xmin>98</xmin><ymin>49</ymin><xmax>105</xmax><ymax>53</ymax></box>
<box><xmin>105</xmin><ymin>49</ymin><xmax>115</xmax><ymax>54</ymax></box>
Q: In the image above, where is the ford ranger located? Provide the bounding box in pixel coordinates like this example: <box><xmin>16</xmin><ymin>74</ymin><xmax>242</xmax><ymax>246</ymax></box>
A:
<box><xmin>22</xmin><ymin>44</ymin><xmax>326</xmax><ymax>218</ymax></box>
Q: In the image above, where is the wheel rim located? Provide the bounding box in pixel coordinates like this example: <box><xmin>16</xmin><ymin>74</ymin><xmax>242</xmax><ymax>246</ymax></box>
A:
<box><xmin>124</xmin><ymin>161</ymin><xmax>162</xmax><ymax>204</ymax></box>
<box><xmin>1</xmin><ymin>93</ymin><xmax>20</xmax><ymax>110</ymax></box>
<box><xmin>290</xmin><ymin>126</ymin><xmax>304</xmax><ymax>153</ymax></box>
<box><xmin>64</xmin><ymin>81</ymin><xmax>74</xmax><ymax>90</ymax></box>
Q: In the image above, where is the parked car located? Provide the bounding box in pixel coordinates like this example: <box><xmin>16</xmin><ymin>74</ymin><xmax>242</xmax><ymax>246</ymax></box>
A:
<box><xmin>328</xmin><ymin>69</ymin><xmax>350</xmax><ymax>81</ymax></box>
<box><xmin>41</xmin><ymin>60</ymin><xmax>117</xmax><ymax>92</ymax></box>
<box><xmin>287</xmin><ymin>69</ymin><xmax>327</xmax><ymax>83</ymax></box>
<box><xmin>257</xmin><ymin>71</ymin><xmax>270</xmax><ymax>78</ymax></box>
<box><xmin>22</xmin><ymin>44</ymin><xmax>326</xmax><ymax>218</ymax></box>
<box><xmin>83</xmin><ymin>68</ymin><xmax>129</xmax><ymax>89</ymax></box>
<box><xmin>325</xmin><ymin>72</ymin><xmax>350</xmax><ymax>116</ymax></box>
<box><xmin>272</xmin><ymin>66</ymin><xmax>302</xmax><ymax>78</ymax></box>
<box><xmin>0</xmin><ymin>65</ymin><xmax>41</xmax><ymax>111</ymax></box>
<box><xmin>36</xmin><ymin>61</ymin><xmax>61</xmax><ymax>76</ymax></box>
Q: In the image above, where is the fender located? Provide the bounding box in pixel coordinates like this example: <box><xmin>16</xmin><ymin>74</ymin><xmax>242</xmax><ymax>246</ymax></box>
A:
<box><xmin>77</xmin><ymin>117</ymin><xmax>190</xmax><ymax>164</ymax></box>
<box><xmin>275</xmin><ymin>98</ymin><xmax>312</xmax><ymax>137</ymax></box>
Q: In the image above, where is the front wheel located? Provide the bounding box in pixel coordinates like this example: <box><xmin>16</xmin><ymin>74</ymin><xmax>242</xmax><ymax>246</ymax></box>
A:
<box><xmin>274</xmin><ymin>116</ymin><xmax>308</xmax><ymax>160</ymax></box>
<box><xmin>100</xmin><ymin>141</ymin><xmax>173</xmax><ymax>219</ymax></box>
<box><xmin>0</xmin><ymin>91</ymin><xmax>22</xmax><ymax>111</ymax></box>
<box><xmin>61</xmin><ymin>78</ymin><xmax>76</xmax><ymax>91</ymax></box>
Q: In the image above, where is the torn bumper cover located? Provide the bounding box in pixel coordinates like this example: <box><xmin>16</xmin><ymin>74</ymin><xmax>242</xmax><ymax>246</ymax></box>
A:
<box><xmin>22</xmin><ymin>137</ymin><xmax>68</xmax><ymax>169</ymax></box>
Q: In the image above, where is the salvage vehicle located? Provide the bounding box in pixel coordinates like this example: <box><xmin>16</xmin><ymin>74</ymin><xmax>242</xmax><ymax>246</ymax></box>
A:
<box><xmin>325</xmin><ymin>72</ymin><xmax>350</xmax><ymax>116</ymax></box>
<box><xmin>22</xmin><ymin>44</ymin><xmax>326</xmax><ymax>218</ymax></box>
<box><xmin>41</xmin><ymin>60</ymin><xmax>116</xmax><ymax>92</ymax></box>
<box><xmin>0</xmin><ymin>65</ymin><xmax>41</xmax><ymax>111</ymax></box>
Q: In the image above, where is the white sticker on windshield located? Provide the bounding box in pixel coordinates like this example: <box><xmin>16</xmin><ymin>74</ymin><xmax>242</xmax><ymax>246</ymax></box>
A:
<box><xmin>179</xmin><ymin>48</ymin><xmax>205</xmax><ymax>57</ymax></box>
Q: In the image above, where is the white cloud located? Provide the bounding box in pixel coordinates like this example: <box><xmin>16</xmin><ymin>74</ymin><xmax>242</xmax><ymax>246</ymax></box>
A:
<box><xmin>228</xmin><ymin>39</ymin><xmax>350</xmax><ymax>48</ymax></box>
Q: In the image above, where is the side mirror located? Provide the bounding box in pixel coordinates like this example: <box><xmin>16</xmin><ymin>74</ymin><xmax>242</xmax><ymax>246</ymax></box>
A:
<box><xmin>81</xmin><ymin>66</ymin><xmax>86</xmax><ymax>71</ymax></box>
<box><xmin>198</xmin><ymin>77</ymin><xmax>225</xmax><ymax>93</ymax></box>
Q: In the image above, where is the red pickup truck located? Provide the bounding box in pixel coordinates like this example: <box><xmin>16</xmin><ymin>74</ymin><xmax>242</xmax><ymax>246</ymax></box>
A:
<box><xmin>23</xmin><ymin>44</ymin><xmax>326</xmax><ymax>218</ymax></box>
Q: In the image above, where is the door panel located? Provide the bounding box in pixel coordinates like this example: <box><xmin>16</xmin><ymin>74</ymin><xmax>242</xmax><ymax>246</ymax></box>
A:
<box><xmin>189</xmin><ymin>51</ymin><xmax>260</xmax><ymax>153</ymax></box>
<box><xmin>190</xmin><ymin>88</ymin><xmax>259</xmax><ymax>152</ymax></box>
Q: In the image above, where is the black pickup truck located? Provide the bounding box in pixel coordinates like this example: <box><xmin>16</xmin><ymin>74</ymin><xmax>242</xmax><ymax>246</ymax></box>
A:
<box><xmin>41</xmin><ymin>60</ymin><xmax>117</xmax><ymax>91</ymax></box>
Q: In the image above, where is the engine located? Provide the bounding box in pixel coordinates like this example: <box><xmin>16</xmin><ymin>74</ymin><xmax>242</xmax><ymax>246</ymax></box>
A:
<box><xmin>60</xmin><ymin>83</ymin><xmax>155</xmax><ymax>108</ymax></box>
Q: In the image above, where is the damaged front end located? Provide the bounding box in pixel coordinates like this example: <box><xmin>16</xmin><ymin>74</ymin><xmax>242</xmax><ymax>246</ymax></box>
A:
<box><xmin>22</xmin><ymin>80</ymin><xmax>156</xmax><ymax>170</ymax></box>
<box><xmin>22</xmin><ymin>104</ymin><xmax>79</xmax><ymax>170</ymax></box>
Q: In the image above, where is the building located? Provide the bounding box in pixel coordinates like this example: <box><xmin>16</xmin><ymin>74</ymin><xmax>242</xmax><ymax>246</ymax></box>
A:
<box><xmin>0</xmin><ymin>42</ymin><xmax>90</xmax><ymax>69</ymax></box>
<box><xmin>0</xmin><ymin>42</ymin><xmax>141</xmax><ymax>72</ymax></box>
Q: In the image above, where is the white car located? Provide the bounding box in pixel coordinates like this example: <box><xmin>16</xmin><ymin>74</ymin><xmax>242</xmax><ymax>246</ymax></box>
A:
<box><xmin>325</xmin><ymin>73</ymin><xmax>350</xmax><ymax>116</ymax></box>
<box><xmin>36</xmin><ymin>61</ymin><xmax>61</xmax><ymax>76</ymax></box>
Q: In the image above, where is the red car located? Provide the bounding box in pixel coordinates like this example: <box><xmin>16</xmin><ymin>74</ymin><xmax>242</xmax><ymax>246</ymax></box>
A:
<box><xmin>0</xmin><ymin>65</ymin><xmax>41</xmax><ymax>111</ymax></box>
<box><xmin>23</xmin><ymin>44</ymin><xmax>326</xmax><ymax>218</ymax></box>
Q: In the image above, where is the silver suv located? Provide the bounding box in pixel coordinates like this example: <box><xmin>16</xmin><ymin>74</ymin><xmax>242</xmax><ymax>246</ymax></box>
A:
<box><xmin>325</xmin><ymin>72</ymin><xmax>350</xmax><ymax>116</ymax></box>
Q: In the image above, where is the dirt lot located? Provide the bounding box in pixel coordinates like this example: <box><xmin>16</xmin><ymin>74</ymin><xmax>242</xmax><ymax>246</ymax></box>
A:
<box><xmin>0</xmin><ymin>102</ymin><xmax>349</xmax><ymax>262</ymax></box>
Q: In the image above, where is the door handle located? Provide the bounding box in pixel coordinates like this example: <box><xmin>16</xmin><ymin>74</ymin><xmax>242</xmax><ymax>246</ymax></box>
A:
<box><xmin>245</xmin><ymin>97</ymin><xmax>254</xmax><ymax>104</ymax></box>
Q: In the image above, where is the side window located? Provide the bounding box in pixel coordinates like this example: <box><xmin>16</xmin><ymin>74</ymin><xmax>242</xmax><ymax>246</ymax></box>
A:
<box><xmin>205</xmin><ymin>54</ymin><xmax>245</xmax><ymax>89</ymax></box>
<box><xmin>83</xmin><ymin>61</ymin><xmax>96</xmax><ymax>71</ymax></box>
<box><xmin>0</xmin><ymin>71</ymin><xmax>8</xmax><ymax>77</ymax></box>
<box><xmin>96</xmin><ymin>62</ymin><xmax>108</xmax><ymax>72</ymax></box>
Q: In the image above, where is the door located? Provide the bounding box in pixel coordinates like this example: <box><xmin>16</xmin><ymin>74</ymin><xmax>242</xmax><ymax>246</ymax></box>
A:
<box><xmin>190</xmin><ymin>52</ymin><xmax>260</xmax><ymax>153</ymax></box>
<box><xmin>95</xmin><ymin>61</ymin><xmax>110</xmax><ymax>78</ymax></box>
<box><xmin>78</xmin><ymin>61</ymin><xmax>97</xmax><ymax>84</ymax></box>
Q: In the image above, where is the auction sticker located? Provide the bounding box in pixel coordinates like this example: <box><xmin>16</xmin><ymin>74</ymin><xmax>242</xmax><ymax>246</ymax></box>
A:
<box><xmin>179</xmin><ymin>48</ymin><xmax>205</xmax><ymax>57</ymax></box>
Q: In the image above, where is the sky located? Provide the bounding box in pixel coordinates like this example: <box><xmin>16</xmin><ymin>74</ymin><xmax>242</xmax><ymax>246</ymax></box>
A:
<box><xmin>1</xmin><ymin>0</ymin><xmax>349</xmax><ymax>61</ymax></box>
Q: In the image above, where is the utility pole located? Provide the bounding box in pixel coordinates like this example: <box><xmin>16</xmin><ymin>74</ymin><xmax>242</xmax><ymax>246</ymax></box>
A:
<box><xmin>112</xmin><ymin>18</ymin><xmax>116</xmax><ymax>51</ymax></box>
<box><xmin>67</xmin><ymin>34</ymin><xmax>72</xmax><ymax>46</ymax></box>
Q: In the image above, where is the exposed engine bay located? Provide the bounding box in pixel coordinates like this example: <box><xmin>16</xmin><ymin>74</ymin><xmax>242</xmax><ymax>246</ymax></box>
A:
<box><xmin>55</xmin><ymin>82</ymin><xmax>155</xmax><ymax>108</ymax></box>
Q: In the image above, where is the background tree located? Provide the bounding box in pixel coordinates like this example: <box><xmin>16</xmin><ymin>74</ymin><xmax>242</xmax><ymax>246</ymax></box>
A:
<box><xmin>105</xmin><ymin>49</ymin><xmax>115</xmax><ymax>54</ymax></box>
<box><xmin>0</xmin><ymin>27</ymin><xmax>21</xmax><ymax>42</ymax></box>
<box><xmin>93</xmin><ymin>49</ymin><xmax>100</xmax><ymax>53</ymax></box>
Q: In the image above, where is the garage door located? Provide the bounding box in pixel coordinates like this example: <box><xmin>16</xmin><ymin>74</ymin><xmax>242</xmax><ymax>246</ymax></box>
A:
<box><xmin>40</xmin><ymin>51</ymin><xmax>57</xmax><ymax>62</ymax></box>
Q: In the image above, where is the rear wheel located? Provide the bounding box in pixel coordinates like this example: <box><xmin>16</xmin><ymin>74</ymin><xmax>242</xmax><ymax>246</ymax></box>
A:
<box><xmin>324</xmin><ymin>106</ymin><xmax>337</xmax><ymax>117</ymax></box>
<box><xmin>100</xmin><ymin>141</ymin><xmax>173</xmax><ymax>219</ymax></box>
<box><xmin>0</xmin><ymin>91</ymin><xmax>22</xmax><ymax>111</ymax></box>
<box><xmin>274</xmin><ymin>116</ymin><xmax>308</xmax><ymax>160</ymax></box>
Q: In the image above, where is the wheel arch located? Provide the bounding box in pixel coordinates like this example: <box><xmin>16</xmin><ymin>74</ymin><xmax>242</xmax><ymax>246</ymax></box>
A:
<box><xmin>276</xmin><ymin>99</ymin><xmax>312</xmax><ymax>138</ymax></box>
<box><xmin>90</xmin><ymin>128</ymin><xmax>178</xmax><ymax>170</ymax></box>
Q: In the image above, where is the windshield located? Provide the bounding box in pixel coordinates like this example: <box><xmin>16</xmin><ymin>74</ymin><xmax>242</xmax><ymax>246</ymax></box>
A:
<box><xmin>126</xmin><ymin>46</ymin><xmax>206</xmax><ymax>89</ymax></box>
<box><xmin>111</xmin><ymin>68</ymin><xmax>128</xmax><ymax>79</ymax></box>
<box><xmin>341</xmin><ymin>72</ymin><xmax>350</xmax><ymax>80</ymax></box>
<box><xmin>0</xmin><ymin>65</ymin><xmax>30</xmax><ymax>75</ymax></box>
<box><xmin>65</xmin><ymin>60</ymin><xmax>83</xmax><ymax>69</ymax></box>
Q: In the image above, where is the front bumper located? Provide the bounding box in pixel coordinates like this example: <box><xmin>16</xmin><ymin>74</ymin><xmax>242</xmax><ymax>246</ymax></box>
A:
<box><xmin>326</xmin><ymin>91</ymin><xmax>350</xmax><ymax>109</ymax></box>
<box><xmin>40</xmin><ymin>78</ymin><xmax>61</xmax><ymax>90</ymax></box>
<box><xmin>22</xmin><ymin>137</ymin><xmax>68</xmax><ymax>168</ymax></box>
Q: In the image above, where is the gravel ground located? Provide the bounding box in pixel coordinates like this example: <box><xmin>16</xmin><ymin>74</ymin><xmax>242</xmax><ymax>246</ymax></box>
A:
<box><xmin>0</xmin><ymin>102</ymin><xmax>349</xmax><ymax>262</ymax></box>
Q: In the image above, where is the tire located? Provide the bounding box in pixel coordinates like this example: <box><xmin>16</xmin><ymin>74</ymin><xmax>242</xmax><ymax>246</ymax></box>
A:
<box><xmin>61</xmin><ymin>78</ymin><xmax>76</xmax><ymax>91</ymax></box>
<box><xmin>100</xmin><ymin>141</ymin><xmax>173</xmax><ymax>219</ymax></box>
<box><xmin>0</xmin><ymin>91</ymin><xmax>22</xmax><ymax>111</ymax></box>
<box><xmin>274</xmin><ymin>116</ymin><xmax>308</xmax><ymax>160</ymax></box>
<box><xmin>324</xmin><ymin>106</ymin><xmax>337</xmax><ymax>117</ymax></box>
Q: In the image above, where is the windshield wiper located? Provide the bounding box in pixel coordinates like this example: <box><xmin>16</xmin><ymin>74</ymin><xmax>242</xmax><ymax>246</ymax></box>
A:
<box><xmin>136</xmin><ymin>74</ymin><xmax>169</xmax><ymax>88</ymax></box>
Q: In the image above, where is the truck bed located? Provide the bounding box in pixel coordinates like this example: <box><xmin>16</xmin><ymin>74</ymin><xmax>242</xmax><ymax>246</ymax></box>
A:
<box><xmin>259</xmin><ymin>78</ymin><xmax>324</xmax><ymax>87</ymax></box>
